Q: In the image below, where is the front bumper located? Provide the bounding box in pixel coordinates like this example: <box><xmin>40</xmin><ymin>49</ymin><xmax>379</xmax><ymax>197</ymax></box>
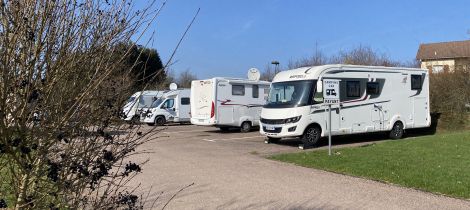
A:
<box><xmin>259</xmin><ymin>122</ymin><xmax>304</xmax><ymax>138</ymax></box>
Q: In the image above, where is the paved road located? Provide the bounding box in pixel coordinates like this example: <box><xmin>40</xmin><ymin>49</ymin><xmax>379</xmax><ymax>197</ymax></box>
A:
<box><xmin>129</xmin><ymin>125</ymin><xmax>470</xmax><ymax>210</ymax></box>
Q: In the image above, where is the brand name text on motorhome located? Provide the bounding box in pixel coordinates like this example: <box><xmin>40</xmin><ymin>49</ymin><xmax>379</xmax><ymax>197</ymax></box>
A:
<box><xmin>289</xmin><ymin>75</ymin><xmax>306</xmax><ymax>79</ymax></box>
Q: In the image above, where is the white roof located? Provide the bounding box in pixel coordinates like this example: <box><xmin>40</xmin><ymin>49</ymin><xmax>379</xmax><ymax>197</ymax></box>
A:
<box><xmin>196</xmin><ymin>77</ymin><xmax>270</xmax><ymax>85</ymax></box>
<box><xmin>132</xmin><ymin>90</ymin><xmax>166</xmax><ymax>97</ymax></box>
<box><xmin>272</xmin><ymin>64</ymin><xmax>427</xmax><ymax>83</ymax></box>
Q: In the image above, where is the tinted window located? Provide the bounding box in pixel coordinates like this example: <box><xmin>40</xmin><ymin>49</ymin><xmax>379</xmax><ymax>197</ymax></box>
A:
<box><xmin>367</xmin><ymin>82</ymin><xmax>380</xmax><ymax>95</ymax></box>
<box><xmin>232</xmin><ymin>85</ymin><xmax>245</xmax><ymax>96</ymax></box>
<box><xmin>411</xmin><ymin>75</ymin><xmax>422</xmax><ymax>90</ymax></box>
<box><xmin>181</xmin><ymin>97</ymin><xmax>190</xmax><ymax>105</ymax></box>
<box><xmin>346</xmin><ymin>81</ymin><xmax>361</xmax><ymax>97</ymax></box>
<box><xmin>252</xmin><ymin>85</ymin><xmax>259</xmax><ymax>98</ymax></box>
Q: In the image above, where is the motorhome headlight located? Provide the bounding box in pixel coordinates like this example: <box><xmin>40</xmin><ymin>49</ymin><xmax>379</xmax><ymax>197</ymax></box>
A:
<box><xmin>285</xmin><ymin>116</ymin><xmax>301</xmax><ymax>124</ymax></box>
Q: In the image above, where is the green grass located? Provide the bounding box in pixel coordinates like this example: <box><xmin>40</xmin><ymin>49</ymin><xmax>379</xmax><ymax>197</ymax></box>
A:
<box><xmin>270</xmin><ymin>131</ymin><xmax>470</xmax><ymax>199</ymax></box>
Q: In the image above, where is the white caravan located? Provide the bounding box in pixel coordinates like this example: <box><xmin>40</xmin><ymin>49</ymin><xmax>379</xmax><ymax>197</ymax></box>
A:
<box><xmin>122</xmin><ymin>91</ymin><xmax>165</xmax><ymax>122</ymax></box>
<box><xmin>191</xmin><ymin>69</ymin><xmax>270</xmax><ymax>132</ymax></box>
<box><xmin>260</xmin><ymin>64</ymin><xmax>430</xmax><ymax>146</ymax></box>
<box><xmin>141</xmin><ymin>87</ymin><xmax>191</xmax><ymax>126</ymax></box>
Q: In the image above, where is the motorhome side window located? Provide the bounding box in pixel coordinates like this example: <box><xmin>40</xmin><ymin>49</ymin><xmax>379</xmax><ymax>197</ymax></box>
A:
<box><xmin>181</xmin><ymin>97</ymin><xmax>190</xmax><ymax>105</ymax></box>
<box><xmin>232</xmin><ymin>85</ymin><xmax>245</xmax><ymax>96</ymax></box>
<box><xmin>252</xmin><ymin>85</ymin><xmax>259</xmax><ymax>98</ymax></box>
<box><xmin>411</xmin><ymin>75</ymin><xmax>422</xmax><ymax>90</ymax></box>
<box><xmin>366</xmin><ymin>82</ymin><xmax>380</xmax><ymax>95</ymax></box>
<box><xmin>346</xmin><ymin>81</ymin><xmax>361</xmax><ymax>97</ymax></box>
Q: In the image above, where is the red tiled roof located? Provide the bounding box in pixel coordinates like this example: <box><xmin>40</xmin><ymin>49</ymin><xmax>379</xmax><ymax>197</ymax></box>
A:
<box><xmin>416</xmin><ymin>40</ymin><xmax>470</xmax><ymax>60</ymax></box>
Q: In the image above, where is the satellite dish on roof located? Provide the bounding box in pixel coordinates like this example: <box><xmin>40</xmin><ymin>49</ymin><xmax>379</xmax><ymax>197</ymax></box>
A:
<box><xmin>169</xmin><ymin>83</ymin><xmax>178</xmax><ymax>90</ymax></box>
<box><xmin>247</xmin><ymin>68</ymin><xmax>260</xmax><ymax>81</ymax></box>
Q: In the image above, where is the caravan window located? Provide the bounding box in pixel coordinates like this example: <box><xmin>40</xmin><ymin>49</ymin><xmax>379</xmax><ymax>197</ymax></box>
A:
<box><xmin>366</xmin><ymin>82</ymin><xmax>380</xmax><ymax>95</ymax></box>
<box><xmin>252</xmin><ymin>85</ymin><xmax>259</xmax><ymax>98</ymax></box>
<box><xmin>181</xmin><ymin>97</ymin><xmax>190</xmax><ymax>105</ymax></box>
<box><xmin>232</xmin><ymin>85</ymin><xmax>245</xmax><ymax>96</ymax></box>
<box><xmin>346</xmin><ymin>81</ymin><xmax>361</xmax><ymax>97</ymax></box>
<box><xmin>411</xmin><ymin>75</ymin><xmax>422</xmax><ymax>90</ymax></box>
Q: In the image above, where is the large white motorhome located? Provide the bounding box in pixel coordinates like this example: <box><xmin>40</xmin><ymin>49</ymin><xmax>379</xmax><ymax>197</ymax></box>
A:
<box><xmin>122</xmin><ymin>90</ymin><xmax>165</xmax><ymax>122</ymax></box>
<box><xmin>260</xmin><ymin>64</ymin><xmax>430</xmax><ymax>146</ymax></box>
<box><xmin>191</xmin><ymin>69</ymin><xmax>270</xmax><ymax>132</ymax></box>
<box><xmin>141</xmin><ymin>86</ymin><xmax>191</xmax><ymax>126</ymax></box>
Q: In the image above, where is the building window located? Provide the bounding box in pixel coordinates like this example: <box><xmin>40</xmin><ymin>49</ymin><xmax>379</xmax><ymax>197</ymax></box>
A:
<box><xmin>411</xmin><ymin>75</ymin><xmax>422</xmax><ymax>90</ymax></box>
<box><xmin>432</xmin><ymin>65</ymin><xmax>444</xmax><ymax>73</ymax></box>
<box><xmin>346</xmin><ymin>81</ymin><xmax>361</xmax><ymax>97</ymax></box>
<box><xmin>366</xmin><ymin>82</ymin><xmax>380</xmax><ymax>95</ymax></box>
<box><xmin>252</xmin><ymin>85</ymin><xmax>259</xmax><ymax>98</ymax></box>
<box><xmin>181</xmin><ymin>97</ymin><xmax>190</xmax><ymax>105</ymax></box>
<box><xmin>232</xmin><ymin>85</ymin><xmax>245</xmax><ymax>96</ymax></box>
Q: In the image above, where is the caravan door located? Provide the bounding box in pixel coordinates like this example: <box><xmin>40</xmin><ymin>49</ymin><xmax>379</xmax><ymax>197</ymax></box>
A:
<box><xmin>161</xmin><ymin>98</ymin><xmax>176</xmax><ymax>121</ymax></box>
<box><xmin>177</xmin><ymin>96</ymin><xmax>191</xmax><ymax>121</ymax></box>
<box><xmin>216</xmin><ymin>81</ymin><xmax>235</xmax><ymax>125</ymax></box>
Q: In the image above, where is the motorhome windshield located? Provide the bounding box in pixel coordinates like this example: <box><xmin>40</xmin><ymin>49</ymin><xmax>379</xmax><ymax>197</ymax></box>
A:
<box><xmin>150</xmin><ymin>98</ymin><xmax>164</xmax><ymax>108</ymax></box>
<box><xmin>264</xmin><ymin>80</ymin><xmax>316</xmax><ymax>108</ymax></box>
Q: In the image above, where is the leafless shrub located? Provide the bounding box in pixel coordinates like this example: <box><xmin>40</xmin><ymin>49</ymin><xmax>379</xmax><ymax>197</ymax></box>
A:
<box><xmin>176</xmin><ymin>69</ymin><xmax>197</xmax><ymax>88</ymax></box>
<box><xmin>0</xmin><ymin>0</ymin><xmax>167</xmax><ymax>209</ymax></box>
<box><xmin>429</xmin><ymin>70</ymin><xmax>470</xmax><ymax>130</ymax></box>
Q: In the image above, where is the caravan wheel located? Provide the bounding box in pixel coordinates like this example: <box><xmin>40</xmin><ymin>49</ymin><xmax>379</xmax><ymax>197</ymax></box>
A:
<box><xmin>240</xmin><ymin>122</ymin><xmax>252</xmax><ymax>133</ymax></box>
<box><xmin>301</xmin><ymin>125</ymin><xmax>321</xmax><ymax>147</ymax></box>
<box><xmin>155</xmin><ymin>116</ymin><xmax>166</xmax><ymax>126</ymax></box>
<box><xmin>389</xmin><ymin>121</ymin><xmax>404</xmax><ymax>139</ymax></box>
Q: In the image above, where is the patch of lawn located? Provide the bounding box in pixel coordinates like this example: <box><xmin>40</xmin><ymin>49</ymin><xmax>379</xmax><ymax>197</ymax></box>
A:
<box><xmin>269</xmin><ymin>131</ymin><xmax>470</xmax><ymax>199</ymax></box>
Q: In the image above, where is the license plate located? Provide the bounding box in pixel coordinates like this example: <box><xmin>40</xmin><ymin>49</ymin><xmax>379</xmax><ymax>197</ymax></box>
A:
<box><xmin>265</xmin><ymin>126</ymin><xmax>276</xmax><ymax>131</ymax></box>
<box><xmin>199</xmin><ymin>119</ymin><xmax>204</xmax><ymax>122</ymax></box>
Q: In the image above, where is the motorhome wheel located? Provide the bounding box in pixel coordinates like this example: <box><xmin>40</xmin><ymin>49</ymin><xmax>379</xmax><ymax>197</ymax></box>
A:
<box><xmin>155</xmin><ymin>116</ymin><xmax>166</xmax><ymax>126</ymax></box>
<box><xmin>240</xmin><ymin>122</ymin><xmax>252</xmax><ymax>133</ymax></box>
<box><xmin>389</xmin><ymin>121</ymin><xmax>404</xmax><ymax>139</ymax></box>
<box><xmin>301</xmin><ymin>125</ymin><xmax>321</xmax><ymax>147</ymax></box>
<box><xmin>130</xmin><ymin>115</ymin><xmax>140</xmax><ymax>125</ymax></box>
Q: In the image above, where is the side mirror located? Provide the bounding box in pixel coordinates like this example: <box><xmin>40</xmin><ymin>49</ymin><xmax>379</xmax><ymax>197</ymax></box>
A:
<box><xmin>316</xmin><ymin>80</ymin><xmax>323</xmax><ymax>93</ymax></box>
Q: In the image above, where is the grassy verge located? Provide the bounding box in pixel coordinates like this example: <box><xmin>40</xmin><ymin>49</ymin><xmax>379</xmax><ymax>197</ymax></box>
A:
<box><xmin>270</xmin><ymin>131</ymin><xmax>470</xmax><ymax>199</ymax></box>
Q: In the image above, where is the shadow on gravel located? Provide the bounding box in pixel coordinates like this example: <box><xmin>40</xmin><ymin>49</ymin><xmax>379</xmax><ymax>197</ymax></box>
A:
<box><xmin>270</xmin><ymin>126</ymin><xmax>440</xmax><ymax>150</ymax></box>
<box><xmin>204</xmin><ymin>127</ymin><xmax>261</xmax><ymax>134</ymax></box>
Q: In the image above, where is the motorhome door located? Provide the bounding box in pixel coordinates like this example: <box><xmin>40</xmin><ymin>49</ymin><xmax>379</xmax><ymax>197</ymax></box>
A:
<box><xmin>161</xmin><ymin>98</ymin><xmax>176</xmax><ymax>121</ymax></box>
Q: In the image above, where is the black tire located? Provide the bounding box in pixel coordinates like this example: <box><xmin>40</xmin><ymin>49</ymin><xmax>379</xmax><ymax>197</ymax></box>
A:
<box><xmin>155</xmin><ymin>116</ymin><xmax>166</xmax><ymax>126</ymax></box>
<box><xmin>219</xmin><ymin>127</ymin><xmax>230</xmax><ymax>132</ymax></box>
<box><xmin>389</xmin><ymin>121</ymin><xmax>404</xmax><ymax>139</ymax></box>
<box><xmin>267</xmin><ymin>137</ymin><xmax>280</xmax><ymax>143</ymax></box>
<box><xmin>130</xmin><ymin>115</ymin><xmax>140</xmax><ymax>125</ymax></box>
<box><xmin>301</xmin><ymin>125</ymin><xmax>321</xmax><ymax>147</ymax></box>
<box><xmin>240</xmin><ymin>121</ymin><xmax>252</xmax><ymax>133</ymax></box>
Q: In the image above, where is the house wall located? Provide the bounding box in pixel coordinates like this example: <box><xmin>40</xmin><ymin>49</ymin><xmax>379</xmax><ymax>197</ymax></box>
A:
<box><xmin>455</xmin><ymin>58</ymin><xmax>470</xmax><ymax>72</ymax></box>
<box><xmin>421</xmin><ymin>59</ymin><xmax>455</xmax><ymax>73</ymax></box>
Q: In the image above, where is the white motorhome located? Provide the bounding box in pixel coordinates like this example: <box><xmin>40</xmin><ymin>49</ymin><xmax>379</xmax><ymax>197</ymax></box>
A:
<box><xmin>122</xmin><ymin>91</ymin><xmax>165</xmax><ymax>122</ymax></box>
<box><xmin>260</xmin><ymin>64</ymin><xmax>430</xmax><ymax>146</ymax></box>
<box><xmin>191</xmin><ymin>69</ymin><xmax>270</xmax><ymax>132</ymax></box>
<box><xmin>141</xmin><ymin>87</ymin><xmax>191</xmax><ymax>126</ymax></box>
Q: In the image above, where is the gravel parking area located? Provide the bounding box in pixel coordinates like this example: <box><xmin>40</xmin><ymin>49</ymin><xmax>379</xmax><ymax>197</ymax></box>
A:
<box><xmin>129</xmin><ymin>124</ymin><xmax>470</xmax><ymax>210</ymax></box>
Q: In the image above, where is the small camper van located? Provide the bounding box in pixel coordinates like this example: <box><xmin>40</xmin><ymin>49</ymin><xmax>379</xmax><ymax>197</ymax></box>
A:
<box><xmin>191</xmin><ymin>69</ymin><xmax>270</xmax><ymax>132</ymax></box>
<box><xmin>141</xmin><ymin>84</ymin><xmax>191</xmax><ymax>126</ymax></box>
<box><xmin>122</xmin><ymin>91</ymin><xmax>165</xmax><ymax>122</ymax></box>
<box><xmin>260</xmin><ymin>64</ymin><xmax>430</xmax><ymax>146</ymax></box>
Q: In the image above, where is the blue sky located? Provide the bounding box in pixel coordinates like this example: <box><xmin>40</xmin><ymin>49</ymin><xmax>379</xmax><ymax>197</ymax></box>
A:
<box><xmin>135</xmin><ymin>0</ymin><xmax>470</xmax><ymax>79</ymax></box>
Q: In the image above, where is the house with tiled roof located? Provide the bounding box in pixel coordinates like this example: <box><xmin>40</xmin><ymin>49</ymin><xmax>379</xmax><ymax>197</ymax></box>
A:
<box><xmin>416</xmin><ymin>40</ymin><xmax>470</xmax><ymax>73</ymax></box>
